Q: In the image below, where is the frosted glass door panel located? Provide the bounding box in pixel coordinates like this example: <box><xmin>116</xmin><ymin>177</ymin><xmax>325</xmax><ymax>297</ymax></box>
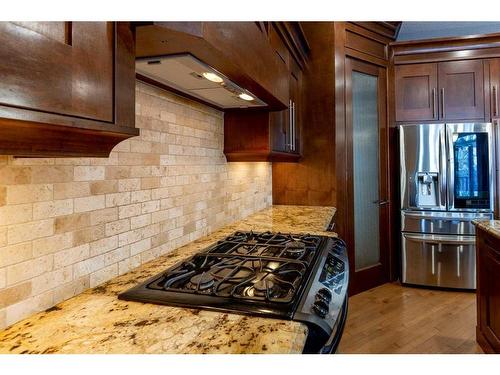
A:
<box><xmin>352</xmin><ymin>71</ymin><xmax>380</xmax><ymax>271</ymax></box>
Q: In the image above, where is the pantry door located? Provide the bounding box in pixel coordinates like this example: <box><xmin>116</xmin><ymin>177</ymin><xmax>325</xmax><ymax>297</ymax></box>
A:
<box><xmin>345</xmin><ymin>57</ymin><xmax>390</xmax><ymax>295</ymax></box>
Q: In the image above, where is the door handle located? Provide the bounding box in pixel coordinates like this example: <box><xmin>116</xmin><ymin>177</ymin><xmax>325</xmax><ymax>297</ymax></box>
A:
<box><xmin>372</xmin><ymin>199</ymin><xmax>389</xmax><ymax>205</ymax></box>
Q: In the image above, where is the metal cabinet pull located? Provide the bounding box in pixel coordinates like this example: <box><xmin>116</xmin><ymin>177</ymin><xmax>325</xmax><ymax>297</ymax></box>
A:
<box><xmin>431</xmin><ymin>88</ymin><xmax>436</xmax><ymax>119</ymax></box>
<box><xmin>292</xmin><ymin>101</ymin><xmax>296</xmax><ymax>151</ymax></box>
<box><xmin>287</xmin><ymin>99</ymin><xmax>292</xmax><ymax>151</ymax></box>
<box><xmin>441</xmin><ymin>88</ymin><xmax>445</xmax><ymax>118</ymax></box>
<box><xmin>493</xmin><ymin>85</ymin><xmax>498</xmax><ymax>117</ymax></box>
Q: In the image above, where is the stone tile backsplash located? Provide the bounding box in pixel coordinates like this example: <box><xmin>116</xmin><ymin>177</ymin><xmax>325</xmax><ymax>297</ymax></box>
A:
<box><xmin>0</xmin><ymin>82</ymin><xmax>272</xmax><ymax>330</ymax></box>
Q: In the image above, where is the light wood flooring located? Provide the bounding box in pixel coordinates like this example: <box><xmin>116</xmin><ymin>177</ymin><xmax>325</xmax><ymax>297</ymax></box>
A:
<box><xmin>338</xmin><ymin>282</ymin><xmax>483</xmax><ymax>353</ymax></box>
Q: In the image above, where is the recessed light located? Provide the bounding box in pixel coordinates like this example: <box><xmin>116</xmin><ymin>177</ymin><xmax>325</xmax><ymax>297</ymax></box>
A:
<box><xmin>202</xmin><ymin>72</ymin><xmax>224</xmax><ymax>83</ymax></box>
<box><xmin>238</xmin><ymin>93</ymin><xmax>254</xmax><ymax>101</ymax></box>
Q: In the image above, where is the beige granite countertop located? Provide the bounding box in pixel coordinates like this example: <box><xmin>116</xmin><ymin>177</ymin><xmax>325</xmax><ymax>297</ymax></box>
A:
<box><xmin>0</xmin><ymin>205</ymin><xmax>336</xmax><ymax>354</ymax></box>
<box><xmin>473</xmin><ymin>219</ymin><xmax>500</xmax><ymax>239</ymax></box>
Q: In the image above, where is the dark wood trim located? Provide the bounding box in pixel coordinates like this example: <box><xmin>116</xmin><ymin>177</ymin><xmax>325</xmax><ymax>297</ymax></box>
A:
<box><xmin>334</xmin><ymin>22</ymin><xmax>348</xmax><ymax>242</ymax></box>
<box><xmin>394</xmin><ymin>47</ymin><xmax>500</xmax><ymax>64</ymax></box>
<box><xmin>225</xmin><ymin>150</ymin><xmax>300</xmax><ymax>163</ymax></box>
<box><xmin>345</xmin><ymin>47</ymin><xmax>389</xmax><ymax>68</ymax></box>
<box><xmin>115</xmin><ymin>22</ymin><xmax>136</xmax><ymax>130</ymax></box>
<box><xmin>387</xmin><ymin>46</ymin><xmax>399</xmax><ymax>282</ymax></box>
<box><xmin>344</xmin><ymin>57</ymin><xmax>390</xmax><ymax>295</ymax></box>
<box><xmin>0</xmin><ymin>118</ymin><xmax>131</xmax><ymax>157</ymax></box>
<box><xmin>392</xmin><ymin>32</ymin><xmax>500</xmax><ymax>64</ymax></box>
<box><xmin>477</xmin><ymin>326</ymin><xmax>496</xmax><ymax>354</ymax></box>
<box><xmin>347</xmin><ymin>22</ymin><xmax>394</xmax><ymax>45</ymax></box>
<box><xmin>391</xmin><ymin>31</ymin><xmax>500</xmax><ymax>52</ymax></box>
<box><xmin>351</xmin><ymin>22</ymin><xmax>402</xmax><ymax>41</ymax></box>
<box><xmin>273</xmin><ymin>22</ymin><xmax>310</xmax><ymax>70</ymax></box>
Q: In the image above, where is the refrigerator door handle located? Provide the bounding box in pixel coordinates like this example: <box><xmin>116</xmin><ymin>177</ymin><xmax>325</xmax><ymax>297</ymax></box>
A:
<box><xmin>446</xmin><ymin>124</ymin><xmax>455</xmax><ymax>211</ymax></box>
<box><xmin>403</xmin><ymin>233</ymin><xmax>476</xmax><ymax>245</ymax></box>
<box><xmin>439</xmin><ymin>126</ymin><xmax>447</xmax><ymax>210</ymax></box>
<box><xmin>495</xmin><ymin>119</ymin><xmax>500</xmax><ymax>218</ymax></box>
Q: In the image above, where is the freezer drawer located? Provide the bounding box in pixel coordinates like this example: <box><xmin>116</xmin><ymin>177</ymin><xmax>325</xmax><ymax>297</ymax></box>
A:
<box><xmin>401</xmin><ymin>210</ymin><xmax>492</xmax><ymax>235</ymax></box>
<box><xmin>402</xmin><ymin>233</ymin><xmax>476</xmax><ymax>289</ymax></box>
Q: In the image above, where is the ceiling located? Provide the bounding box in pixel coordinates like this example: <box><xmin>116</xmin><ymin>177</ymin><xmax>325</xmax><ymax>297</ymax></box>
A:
<box><xmin>396</xmin><ymin>22</ymin><xmax>500</xmax><ymax>41</ymax></box>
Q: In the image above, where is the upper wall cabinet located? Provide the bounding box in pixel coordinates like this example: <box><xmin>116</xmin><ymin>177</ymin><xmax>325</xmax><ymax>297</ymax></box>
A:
<box><xmin>0</xmin><ymin>22</ymin><xmax>138</xmax><ymax>157</ymax></box>
<box><xmin>439</xmin><ymin>60</ymin><xmax>485</xmax><ymax>121</ymax></box>
<box><xmin>395</xmin><ymin>60</ymin><xmax>486</xmax><ymax>122</ymax></box>
<box><xmin>490</xmin><ymin>58</ymin><xmax>500</xmax><ymax>119</ymax></box>
<box><xmin>395</xmin><ymin>63</ymin><xmax>438</xmax><ymax>122</ymax></box>
<box><xmin>223</xmin><ymin>23</ymin><xmax>308</xmax><ymax>162</ymax></box>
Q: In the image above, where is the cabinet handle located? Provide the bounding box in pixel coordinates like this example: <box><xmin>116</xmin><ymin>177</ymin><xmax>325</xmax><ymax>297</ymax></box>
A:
<box><xmin>493</xmin><ymin>85</ymin><xmax>498</xmax><ymax>117</ymax></box>
<box><xmin>440</xmin><ymin>88</ymin><xmax>445</xmax><ymax>119</ymax></box>
<box><xmin>431</xmin><ymin>88</ymin><xmax>436</xmax><ymax>119</ymax></box>
<box><xmin>292</xmin><ymin>101</ymin><xmax>296</xmax><ymax>151</ymax></box>
<box><xmin>287</xmin><ymin>99</ymin><xmax>292</xmax><ymax>150</ymax></box>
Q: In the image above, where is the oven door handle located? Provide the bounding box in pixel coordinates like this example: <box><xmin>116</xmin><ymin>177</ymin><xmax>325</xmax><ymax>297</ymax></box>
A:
<box><xmin>321</xmin><ymin>297</ymin><xmax>349</xmax><ymax>354</ymax></box>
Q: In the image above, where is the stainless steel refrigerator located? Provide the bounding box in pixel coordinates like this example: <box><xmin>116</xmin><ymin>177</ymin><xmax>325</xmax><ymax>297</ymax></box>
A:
<box><xmin>399</xmin><ymin>123</ymin><xmax>495</xmax><ymax>289</ymax></box>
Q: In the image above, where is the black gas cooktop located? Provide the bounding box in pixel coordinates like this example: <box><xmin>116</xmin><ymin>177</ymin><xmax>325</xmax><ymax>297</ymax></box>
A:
<box><xmin>119</xmin><ymin>231</ymin><xmax>349</xmax><ymax>353</ymax></box>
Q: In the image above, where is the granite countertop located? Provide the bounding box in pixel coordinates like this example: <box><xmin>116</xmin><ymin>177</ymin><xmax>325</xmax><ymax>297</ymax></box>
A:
<box><xmin>473</xmin><ymin>219</ymin><xmax>500</xmax><ymax>239</ymax></box>
<box><xmin>0</xmin><ymin>205</ymin><xmax>336</xmax><ymax>354</ymax></box>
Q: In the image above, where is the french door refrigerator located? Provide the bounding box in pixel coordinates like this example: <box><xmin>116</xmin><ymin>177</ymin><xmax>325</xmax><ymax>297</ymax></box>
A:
<box><xmin>400</xmin><ymin>123</ymin><xmax>495</xmax><ymax>289</ymax></box>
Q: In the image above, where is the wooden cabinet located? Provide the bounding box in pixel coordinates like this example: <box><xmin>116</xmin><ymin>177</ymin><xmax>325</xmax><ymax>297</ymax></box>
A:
<box><xmin>0</xmin><ymin>22</ymin><xmax>138</xmax><ymax>157</ymax></box>
<box><xmin>224</xmin><ymin>69</ymin><xmax>302</xmax><ymax>162</ymax></box>
<box><xmin>439</xmin><ymin>60</ymin><xmax>485</xmax><ymax>121</ymax></box>
<box><xmin>490</xmin><ymin>58</ymin><xmax>500</xmax><ymax>119</ymax></box>
<box><xmin>223</xmin><ymin>22</ymin><xmax>308</xmax><ymax>162</ymax></box>
<box><xmin>395</xmin><ymin>60</ymin><xmax>485</xmax><ymax>122</ymax></box>
<box><xmin>476</xmin><ymin>226</ymin><xmax>500</xmax><ymax>353</ymax></box>
<box><xmin>395</xmin><ymin>63</ymin><xmax>438</xmax><ymax>122</ymax></box>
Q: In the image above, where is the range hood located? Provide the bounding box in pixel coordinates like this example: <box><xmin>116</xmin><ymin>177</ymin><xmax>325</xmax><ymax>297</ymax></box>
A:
<box><xmin>136</xmin><ymin>54</ymin><xmax>267</xmax><ymax>109</ymax></box>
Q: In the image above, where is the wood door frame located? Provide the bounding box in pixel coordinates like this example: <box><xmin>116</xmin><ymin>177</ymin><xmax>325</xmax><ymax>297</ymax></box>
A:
<box><xmin>344</xmin><ymin>56</ymin><xmax>391</xmax><ymax>295</ymax></box>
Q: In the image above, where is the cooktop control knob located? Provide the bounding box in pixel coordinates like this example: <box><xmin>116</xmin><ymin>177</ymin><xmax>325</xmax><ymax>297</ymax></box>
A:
<box><xmin>312</xmin><ymin>300</ymin><xmax>329</xmax><ymax>318</ymax></box>
<box><xmin>316</xmin><ymin>288</ymin><xmax>332</xmax><ymax>303</ymax></box>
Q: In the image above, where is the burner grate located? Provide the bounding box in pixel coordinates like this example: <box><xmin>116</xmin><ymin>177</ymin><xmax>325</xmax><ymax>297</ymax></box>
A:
<box><xmin>146</xmin><ymin>231</ymin><xmax>323</xmax><ymax>304</ymax></box>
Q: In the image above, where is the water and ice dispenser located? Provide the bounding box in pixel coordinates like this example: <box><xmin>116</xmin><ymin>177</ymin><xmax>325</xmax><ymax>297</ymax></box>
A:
<box><xmin>415</xmin><ymin>172</ymin><xmax>439</xmax><ymax>208</ymax></box>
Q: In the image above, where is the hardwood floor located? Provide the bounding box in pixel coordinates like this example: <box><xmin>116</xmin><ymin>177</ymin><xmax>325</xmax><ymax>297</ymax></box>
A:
<box><xmin>338</xmin><ymin>282</ymin><xmax>483</xmax><ymax>354</ymax></box>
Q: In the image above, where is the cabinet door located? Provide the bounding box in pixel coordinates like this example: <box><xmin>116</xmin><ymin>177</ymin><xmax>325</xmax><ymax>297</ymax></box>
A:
<box><xmin>490</xmin><ymin>59</ymin><xmax>500</xmax><ymax>119</ymax></box>
<box><xmin>478</xmin><ymin>233</ymin><xmax>500</xmax><ymax>352</ymax></box>
<box><xmin>289</xmin><ymin>59</ymin><xmax>301</xmax><ymax>154</ymax></box>
<box><xmin>0</xmin><ymin>22</ymin><xmax>114</xmax><ymax>122</ymax></box>
<box><xmin>270</xmin><ymin>110</ymin><xmax>289</xmax><ymax>152</ymax></box>
<box><xmin>438</xmin><ymin>60</ymin><xmax>485</xmax><ymax>121</ymax></box>
<box><xmin>395</xmin><ymin>63</ymin><xmax>438</xmax><ymax>122</ymax></box>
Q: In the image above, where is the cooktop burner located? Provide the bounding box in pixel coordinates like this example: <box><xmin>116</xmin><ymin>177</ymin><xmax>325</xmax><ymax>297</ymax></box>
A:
<box><xmin>119</xmin><ymin>231</ymin><xmax>349</xmax><ymax>353</ymax></box>
<box><xmin>146</xmin><ymin>231</ymin><xmax>320</xmax><ymax>304</ymax></box>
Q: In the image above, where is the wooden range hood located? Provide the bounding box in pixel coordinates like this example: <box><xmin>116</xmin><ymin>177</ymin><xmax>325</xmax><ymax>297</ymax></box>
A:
<box><xmin>135</xmin><ymin>22</ymin><xmax>290</xmax><ymax>111</ymax></box>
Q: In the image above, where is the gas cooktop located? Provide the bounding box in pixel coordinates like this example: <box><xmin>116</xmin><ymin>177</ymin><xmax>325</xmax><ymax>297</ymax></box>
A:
<box><xmin>119</xmin><ymin>231</ymin><xmax>349</xmax><ymax>353</ymax></box>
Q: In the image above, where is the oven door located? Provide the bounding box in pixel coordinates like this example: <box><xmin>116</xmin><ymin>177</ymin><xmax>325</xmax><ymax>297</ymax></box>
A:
<box><xmin>401</xmin><ymin>233</ymin><xmax>476</xmax><ymax>289</ymax></box>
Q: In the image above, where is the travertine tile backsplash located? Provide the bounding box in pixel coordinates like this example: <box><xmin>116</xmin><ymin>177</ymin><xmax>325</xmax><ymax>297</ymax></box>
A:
<box><xmin>0</xmin><ymin>82</ymin><xmax>272</xmax><ymax>329</ymax></box>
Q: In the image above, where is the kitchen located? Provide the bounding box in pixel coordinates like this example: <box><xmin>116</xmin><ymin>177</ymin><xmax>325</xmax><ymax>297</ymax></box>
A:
<box><xmin>0</xmin><ymin>0</ymin><xmax>499</xmax><ymax>372</ymax></box>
